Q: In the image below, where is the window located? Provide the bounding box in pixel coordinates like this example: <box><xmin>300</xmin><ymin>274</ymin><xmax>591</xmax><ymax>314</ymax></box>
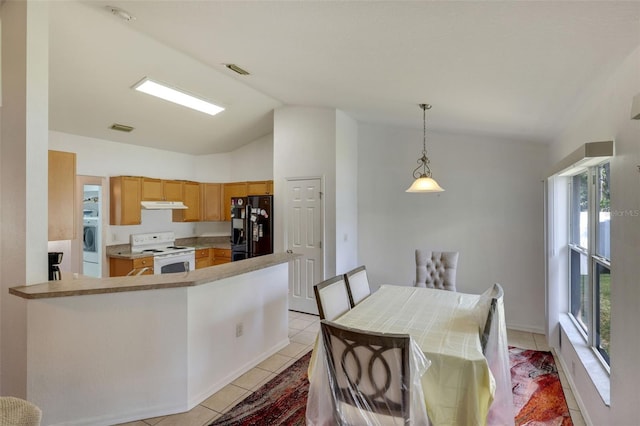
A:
<box><xmin>568</xmin><ymin>163</ymin><xmax>611</xmax><ymax>365</ymax></box>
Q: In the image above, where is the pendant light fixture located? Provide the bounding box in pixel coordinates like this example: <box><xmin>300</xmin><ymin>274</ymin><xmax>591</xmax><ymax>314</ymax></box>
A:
<box><xmin>406</xmin><ymin>103</ymin><xmax>445</xmax><ymax>193</ymax></box>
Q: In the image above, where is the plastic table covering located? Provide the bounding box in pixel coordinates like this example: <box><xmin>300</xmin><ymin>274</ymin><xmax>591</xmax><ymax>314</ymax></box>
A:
<box><xmin>306</xmin><ymin>285</ymin><xmax>514</xmax><ymax>426</ymax></box>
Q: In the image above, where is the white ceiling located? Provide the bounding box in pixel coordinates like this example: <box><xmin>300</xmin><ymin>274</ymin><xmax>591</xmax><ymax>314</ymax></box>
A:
<box><xmin>48</xmin><ymin>1</ymin><xmax>640</xmax><ymax>155</ymax></box>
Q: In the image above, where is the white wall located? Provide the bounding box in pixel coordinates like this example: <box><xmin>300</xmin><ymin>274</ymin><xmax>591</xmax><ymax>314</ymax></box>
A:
<box><xmin>193</xmin><ymin>153</ymin><xmax>231</xmax><ymax>183</ymax></box>
<box><xmin>49</xmin><ymin>130</ymin><xmax>199</xmax><ymax>179</ymax></box>
<box><xmin>335</xmin><ymin>111</ymin><xmax>358</xmax><ymax>273</ymax></box>
<box><xmin>228</xmin><ymin>133</ymin><xmax>273</xmax><ymax>182</ymax></box>
<box><xmin>0</xmin><ymin>0</ymin><xmax>49</xmax><ymax>397</ymax></box>
<box><xmin>273</xmin><ymin>106</ymin><xmax>337</xmax><ymax>276</ymax></box>
<box><xmin>547</xmin><ymin>41</ymin><xmax>640</xmax><ymax>425</ymax></box>
<box><xmin>358</xmin><ymin>123</ymin><xmax>548</xmax><ymax>332</ymax></box>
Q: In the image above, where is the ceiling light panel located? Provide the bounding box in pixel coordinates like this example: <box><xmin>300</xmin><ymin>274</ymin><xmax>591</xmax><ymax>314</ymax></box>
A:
<box><xmin>132</xmin><ymin>77</ymin><xmax>225</xmax><ymax>116</ymax></box>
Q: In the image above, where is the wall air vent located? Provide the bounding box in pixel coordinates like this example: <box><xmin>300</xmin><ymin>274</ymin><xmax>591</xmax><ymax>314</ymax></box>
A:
<box><xmin>110</xmin><ymin>123</ymin><xmax>135</xmax><ymax>133</ymax></box>
<box><xmin>225</xmin><ymin>64</ymin><xmax>250</xmax><ymax>75</ymax></box>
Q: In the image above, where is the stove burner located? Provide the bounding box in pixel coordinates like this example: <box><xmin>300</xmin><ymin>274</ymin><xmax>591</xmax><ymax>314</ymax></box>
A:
<box><xmin>166</xmin><ymin>246</ymin><xmax>187</xmax><ymax>249</ymax></box>
<box><xmin>142</xmin><ymin>249</ymin><xmax>163</xmax><ymax>253</ymax></box>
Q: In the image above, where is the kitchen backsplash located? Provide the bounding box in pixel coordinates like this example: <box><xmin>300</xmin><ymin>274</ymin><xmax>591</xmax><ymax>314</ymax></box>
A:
<box><xmin>108</xmin><ymin>209</ymin><xmax>230</xmax><ymax>244</ymax></box>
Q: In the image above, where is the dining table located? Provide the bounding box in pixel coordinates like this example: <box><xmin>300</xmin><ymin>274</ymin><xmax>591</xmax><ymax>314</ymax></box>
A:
<box><xmin>306</xmin><ymin>284</ymin><xmax>514</xmax><ymax>426</ymax></box>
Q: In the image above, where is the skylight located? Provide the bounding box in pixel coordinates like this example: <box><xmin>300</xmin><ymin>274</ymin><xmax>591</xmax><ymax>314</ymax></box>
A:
<box><xmin>132</xmin><ymin>77</ymin><xmax>224</xmax><ymax>116</ymax></box>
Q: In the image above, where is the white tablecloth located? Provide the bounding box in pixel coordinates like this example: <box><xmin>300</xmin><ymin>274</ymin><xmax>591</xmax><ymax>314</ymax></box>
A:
<box><xmin>307</xmin><ymin>285</ymin><xmax>514</xmax><ymax>426</ymax></box>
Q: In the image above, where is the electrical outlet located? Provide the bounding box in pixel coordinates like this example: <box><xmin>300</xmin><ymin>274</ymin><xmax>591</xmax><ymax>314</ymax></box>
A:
<box><xmin>235</xmin><ymin>322</ymin><xmax>243</xmax><ymax>337</ymax></box>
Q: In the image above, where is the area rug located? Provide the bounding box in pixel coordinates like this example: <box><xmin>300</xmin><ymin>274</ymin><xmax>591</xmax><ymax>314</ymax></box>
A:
<box><xmin>210</xmin><ymin>351</ymin><xmax>311</xmax><ymax>426</ymax></box>
<box><xmin>510</xmin><ymin>347</ymin><xmax>573</xmax><ymax>426</ymax></box>
<box><xmin>210</xmin><ymin>347</ymin><xmax>572</xmax><ymax>426</ymax></box>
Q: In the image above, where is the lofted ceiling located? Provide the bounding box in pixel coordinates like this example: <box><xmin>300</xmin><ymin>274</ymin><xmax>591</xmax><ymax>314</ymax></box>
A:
<box><xmin>48</xmin><ymin>1</ymin><xmax>640</xmax><ymax>155</ymax></box>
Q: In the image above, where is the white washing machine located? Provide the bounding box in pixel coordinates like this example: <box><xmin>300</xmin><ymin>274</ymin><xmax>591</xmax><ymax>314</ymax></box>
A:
<box><xmin>83</xmin><ymin>217</ymin><xmax>101</xmax><ymax>277</ymax></box>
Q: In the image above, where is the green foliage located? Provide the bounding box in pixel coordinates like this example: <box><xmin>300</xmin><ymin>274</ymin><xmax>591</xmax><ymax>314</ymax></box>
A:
<box><xmin>599</xmin><ymin>163</ymin><xmax>610</xmax><ymax>211</ymax></box>
<box><xmin>599</xmin><ymin>272</ymin><xmax>611</xmax><ymax>359</ymax></box>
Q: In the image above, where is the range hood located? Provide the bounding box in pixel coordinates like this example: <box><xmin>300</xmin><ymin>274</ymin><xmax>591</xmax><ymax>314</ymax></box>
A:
<box><xmin>141</xmin><ymin>201</ymin><xmax>188</xmax><ymax>210</ymax></box>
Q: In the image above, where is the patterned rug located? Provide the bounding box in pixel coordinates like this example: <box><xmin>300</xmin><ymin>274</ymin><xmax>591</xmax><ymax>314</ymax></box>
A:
<box><xmin>210</xmin><ymin>347</ymin><xmax>572</xmax><ymax>425</ymax></box>
<box><xmin>209</xmin><ymin>351</ymin><xmax>311</xmax><ymax>426</ymax></box>
<box><xmin>510</xmin><ymin>347</ymin><xmax>573</xmax><ymax>426</ymax></box>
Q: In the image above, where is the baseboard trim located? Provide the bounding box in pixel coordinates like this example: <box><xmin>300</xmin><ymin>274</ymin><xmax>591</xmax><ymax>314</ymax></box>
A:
<box><xmin>505</xmin><ymin>322</ymin><xmax>545</xmax><ymax>334</ymax></box>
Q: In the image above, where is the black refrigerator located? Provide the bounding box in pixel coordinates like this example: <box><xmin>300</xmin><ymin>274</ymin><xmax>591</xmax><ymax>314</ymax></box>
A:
<box><xmin>230</xmin><ymin>195</ymin><xmax>273</xmax><ymax>261</ymax></box>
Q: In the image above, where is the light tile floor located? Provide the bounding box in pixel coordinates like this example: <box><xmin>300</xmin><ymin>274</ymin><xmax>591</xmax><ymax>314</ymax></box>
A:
<box><xmin>119</xmin><ymin>313</ymin><xmax>585</xmax><ymax>426</ymax></box>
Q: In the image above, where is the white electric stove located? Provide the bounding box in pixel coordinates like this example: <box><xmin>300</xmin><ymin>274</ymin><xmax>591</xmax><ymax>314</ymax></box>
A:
<box><xmin>130</xmin><ymin>231</ymin><xmax>195</xmax><ymax>274</ymax></box>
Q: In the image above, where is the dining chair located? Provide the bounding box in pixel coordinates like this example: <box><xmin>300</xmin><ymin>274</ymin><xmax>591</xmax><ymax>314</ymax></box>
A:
<box><xmin>313</xmin><ymin>275</ymin><xmax>351</xmax><ymax>320</ymax></box>
<box><xmin>0</xmin><ymin>396</ymin><xmax>42</xmax><ymax>426</ymax></box>
<box><xmin>415</xmin><ymin>249</ymin><xmax>459</xmax><ymax>291</ymax></box>
<box><xmin>343</xmin><ymin>265</ymin><xmax>371</xmax><ymax>307</ymax></box>
<box><xmin>481</xmin><ymin>283</ymin><xmax>504</xmax><ymax>354</ymax></box>
<box><xmin>319</xmin><ymin>320</ymin><xmax>412</xmax><ymax>425</ymax></box>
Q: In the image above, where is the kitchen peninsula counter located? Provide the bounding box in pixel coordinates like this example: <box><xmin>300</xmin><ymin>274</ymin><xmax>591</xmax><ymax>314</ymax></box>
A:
<box><xmin>10</xmin><ymin>252</ymin><xmax>299</xmax><ymax>426</ymax></box>
<box><xmin>10</xmin><ymin>252</ymin><xmax>297</xmax><ymax>299</ymax></box>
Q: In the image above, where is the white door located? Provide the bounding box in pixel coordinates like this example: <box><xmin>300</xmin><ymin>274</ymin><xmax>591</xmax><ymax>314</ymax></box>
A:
<box><xmin>286</xmin><ymin>178</ymin><xmax>323</xmax><ymax>314</ymax></box>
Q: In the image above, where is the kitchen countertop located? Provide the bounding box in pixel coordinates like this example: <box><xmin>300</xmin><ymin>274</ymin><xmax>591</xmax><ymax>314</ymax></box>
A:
<box><xmin>9</xmin><ymin>252</ymin><xmax>299</xmax><ymax>300</ymax></box>
<box><xmin>192</xmin><ymin>243</ymin><xmax>232</xmax><ymax>250</ymax></box>
<box><xmin>106</xmin><ymin>237</ymin><xmax>231</xmax><ymax>259</ymax></box>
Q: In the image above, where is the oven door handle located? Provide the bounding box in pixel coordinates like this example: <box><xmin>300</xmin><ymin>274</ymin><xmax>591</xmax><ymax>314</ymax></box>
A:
<box><xmin>127</xmin><ymin>267</ymin><xmax>150</xmax><ymax>276</ymax></box>
<box><xmin>184</xmin><ymin>261</ymin><xmax>190</xmax><ymax>273</ymax></box>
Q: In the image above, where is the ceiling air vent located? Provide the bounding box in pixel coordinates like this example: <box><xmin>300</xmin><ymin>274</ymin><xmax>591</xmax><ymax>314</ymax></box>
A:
<box><xmin>107</xmin><ymin>6</ymin><xmax>136</xmax><ymax>22</ymax></box>
<box><xmin>225</xmin><ymin>64</ymin><xmax>250</xmax><ymax>75</ymax></box>
<box><xmin>110</xmin><ymin>123</ymin><xmax>134</xmax><ymax>133</ymax></box>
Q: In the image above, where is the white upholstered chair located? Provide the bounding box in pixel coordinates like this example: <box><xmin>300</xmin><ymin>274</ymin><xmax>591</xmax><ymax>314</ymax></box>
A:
<box><xmin>319</xmin><ymin>320</ymin><xmax>412</xmax><ymax>425</ymax></box>
<box><xmin>415</xmin><ymin>250</ymin><xmax>459</xmax><ymax>292</ymax></box>
<box><xmin>344</xmin><ymin>265</ymin><xmax>371</xmax><ymax>307</ymax></box>
<box><xmin>0</xmin><ymin>397</ymin><xmax>42</xmax><ymax>426</ymax></box>
<box><xmin>313</xmin><ymin>275</ymin><xmax>351</xmax><ymax>320</ymax></box>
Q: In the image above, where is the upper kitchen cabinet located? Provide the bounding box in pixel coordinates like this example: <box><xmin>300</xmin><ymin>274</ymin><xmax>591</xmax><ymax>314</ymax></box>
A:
<box><xmin>201</xmin><ymin>183</ymin><xmax>223</xmax><ymax>222</ymax></box>
<box><xmin>48</xmin><ymin>150</ymin><xmax>76</xmax><ymax>241</ymax></box>
<box><xmin>110</xmin><ymin>176</ymin><xmax>142</xmax><ymax>225</ymax></box>
<box><xmin>173</xmin><ymin>181</ymin><xmax>200</xmax><ymax>222</ymax></box>
<box><xmin>222</xmin><ymin>182</ymin><xmax>248</xmax><ymax>221</ymax></box>
<box><xmin>247</xmin><ymin>180</ymin><xmax>273</xmax><ymax>196</ymax></box>
<box><xmin>142</xmin><ymin>178</ymin><xmax>183</xmax><ymax>202</ymax></box>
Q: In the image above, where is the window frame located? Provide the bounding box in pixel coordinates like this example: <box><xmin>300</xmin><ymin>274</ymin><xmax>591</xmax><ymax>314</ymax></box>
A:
<box><xmin>567</xmin><ymin>161</ymin><xmax>611</xmax><ymax>368</ymax></box>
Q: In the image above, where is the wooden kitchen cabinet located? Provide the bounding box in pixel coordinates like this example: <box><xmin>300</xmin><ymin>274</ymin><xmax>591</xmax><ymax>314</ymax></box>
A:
<box><xmin>195</xmin><ymin>248</ymin><xmax>210</xmax><ymax>269</ymax></box>
<box><xmin>222</xmin><ymin>182</ymin><xmax>248</xmax><ymax>221</ymax></box>
<box><xmin>142</xmin><ymin>178</ymin><xmax>183</xmax><ymax>202</ymax></box>
<box><xmin>163</xmin><ymin>180</ymin><xmax>183</xmax><ymax>201</ymax></box>
<box><xmin>141</xmin><ymin>178</ymin><xmax>162</xmax><ymax>200</ymax></box>
<box><xmin>212</xmin><ymin>248</ymin><xmax>231</xmax><ymax>265</ymax></box>
<box><xmin>48</xmin><ymin>150</ymin><xmax>77</xmax><ymax>241</ymax></box>
<box><xmin>201</xmin><ymin>183</ymin><xmax>223</xmax><ymax>221</ymax></box>
<box><xmin>247</xmin><ymin>180</ymin><xmax>273</xmax><ymax>196</ymax></box>
<box><xmin>109</xmin><ymin>256</ymin><xmax>154</xmax><ymax>277</ymax></box>
<box><xmin>173</xmin><ymin>181</ymin><xmax>200</xmax><ymax>222</ymax></box>
<box><xmin>110</xmin><ymin>176</ymin><xmax>142</xmax><ymax>225</ymax></box>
